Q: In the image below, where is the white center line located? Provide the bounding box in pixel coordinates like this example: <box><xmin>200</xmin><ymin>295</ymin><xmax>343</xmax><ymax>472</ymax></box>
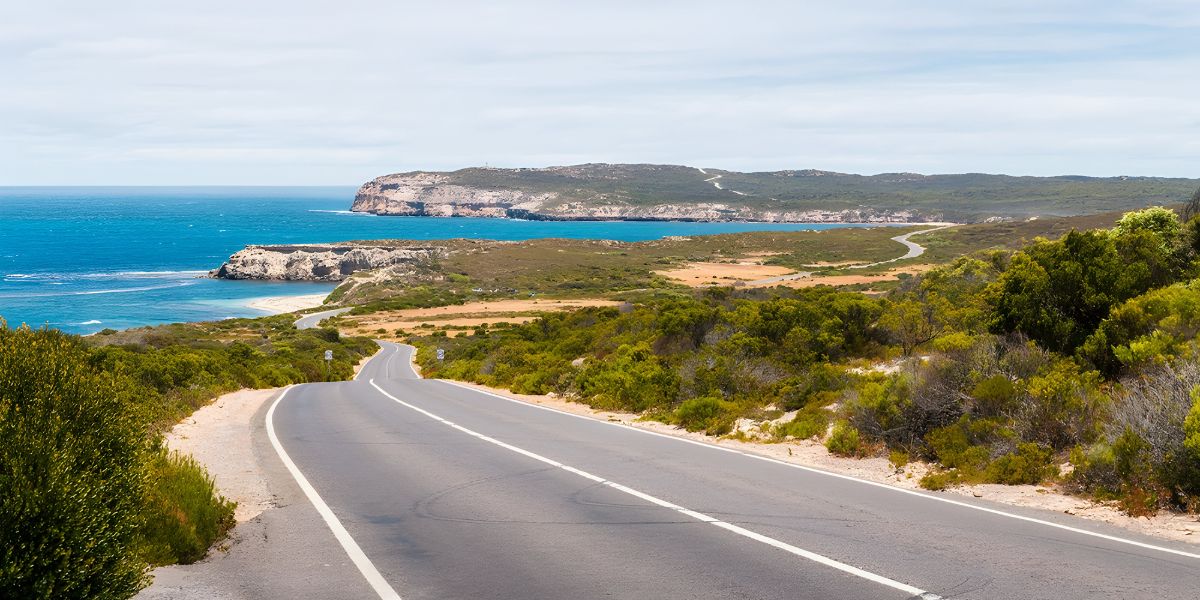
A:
<box><xmin>368</xmin><ymin>378</ymin><xmax>940</xmax><ymax>599</ymax></box>
<box><xmin>439</xmin><ymin>378</ymin><xmax>1200</xmax><ymax>562</ymax></box>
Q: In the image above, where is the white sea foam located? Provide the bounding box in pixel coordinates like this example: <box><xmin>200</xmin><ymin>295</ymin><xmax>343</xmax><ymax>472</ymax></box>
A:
<box><xmin>78</xmin><ymin>320</ymin><xmax>102</xmax><ymax>325</ymax></box>
<box><xmin>0</xmin><ymin>281</ymin><xmax>197</xmax><ymax>298</ymax></box>
<box><xmin>308</xmin><ymin>209</ymin><xmax>374</xmax><ymax>216</ymax></box>
<box><xmin>4</xmin><ymin>270</ymin><xmax>207</xmax><ymax>282</ymax></box>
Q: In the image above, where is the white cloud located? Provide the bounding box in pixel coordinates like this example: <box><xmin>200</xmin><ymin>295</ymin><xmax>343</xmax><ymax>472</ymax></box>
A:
<box><xmin>1</xmin><ymin>1</ymin><xmax>1198</xmax><ymax>184</ymax></box>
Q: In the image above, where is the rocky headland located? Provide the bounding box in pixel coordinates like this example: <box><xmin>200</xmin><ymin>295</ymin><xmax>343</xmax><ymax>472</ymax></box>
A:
<box><xmin>210</xmin><ymin>243</ymin><xmax>445</xmax><ymax>282</ymax></box>
<box><xmin>351</xmin><ymin>168</ymin><xmax>920</xmax><ymax>223</ymax></box>
<box><xmin>350</xmin><ymin>163</ymin><xmax>1198</xmax><ymax>223</ymax></box>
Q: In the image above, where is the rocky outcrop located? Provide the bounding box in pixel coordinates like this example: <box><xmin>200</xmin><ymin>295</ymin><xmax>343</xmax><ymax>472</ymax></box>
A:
<box><xmin>353</xmin><ymin>173</ymin><xmax>561</xmax><ymax>218</ymax></box>
<box><xmin>351</xmin><ymin>164</ymin><xmax>1200</xmax><ymax>223</ymax></box>
<box><xmin>211</xmin><ymin>244</ymin><xmax>444</xmax><ymax>281</ymax></box>
<box><xmin>352</xmin><ymin>172</ymin><xmax>921</xmax><ymax>222</ymax></box>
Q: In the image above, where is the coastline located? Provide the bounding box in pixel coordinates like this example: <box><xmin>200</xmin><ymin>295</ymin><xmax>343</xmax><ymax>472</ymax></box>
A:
<box><xmin>245</xmin><ymin>293</ymin><xmax>329</xmax><ymax>315</ymax></box>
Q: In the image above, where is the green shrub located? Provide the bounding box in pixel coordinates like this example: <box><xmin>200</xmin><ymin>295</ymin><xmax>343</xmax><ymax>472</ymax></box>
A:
<box><xmin>0</xmin><ymin>327</ymin><xmax>149</xmax><ymax>599</ymax></box>
<box><xmin>1068</xmin><ymin>443</ymin><xmax>1120</xmax><ymax>495</ymax></box>
<box><xmin>984</xmin><ymin>442</ymin><xmax>1057</xmax><ymax>485</ymax></box>
<box><xmin>845</xmin><ymin>375</ymin><xmax>910</xmax><ymax>443</ymax></box>
<box><xmin>971</xmin><ymin>374</ymin><xmax>1017</xmax><ymax>417</ymax></box>
<box><xmin>575</xmin><ymin>343</ymin><xmax>679</xmax><ymax>412</ymax></box>
<box><xmin>825</xmin><ymin>420</ymin><xmax>862</xmax><ymax>457</ymax></box>
<box><xmin>138</xmin><ymin>449</ymin><xmax>236</xmax><ymax>566</ymax></box>
<box><xmin>674</xmin><ymin>395</ymin><xmax>737</xmax><ymax>434</ymax></box>
<box><xmin>925</xmin><ymin>422</ymin><xmax>988</xmax><ymax>472</ymax></box>
<box><xmin>919</xmin><ymin>470</ymin><xmax>963</xmax><ymax>490</ymax></box>
<box><xmin>776</xmin><ymin>404</ymin><xmax>829</xmax><ymax>440</ymax></box>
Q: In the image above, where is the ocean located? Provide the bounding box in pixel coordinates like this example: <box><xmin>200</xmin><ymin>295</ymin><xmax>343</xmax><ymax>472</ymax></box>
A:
<box><xmin>0</xmin><ymin>187</ymin><xmax>879</xmax><ymax>334</ymax></box>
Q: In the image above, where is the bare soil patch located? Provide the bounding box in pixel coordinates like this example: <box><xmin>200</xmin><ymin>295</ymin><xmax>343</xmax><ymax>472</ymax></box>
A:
<box><xmin>656</xmin><ymin>262</ymin><xmax>795</xmax><ymax>286</ymax></box>
<box><xmin>768</xmin><ymin>264</ymin><xmax>937</xmax><ymax>288</ymax></box>
<box><xmin>165</xmin><ymin>389</ymin><xmax>278</xmax><ymax>523</ymax></box>
<box><xmin>341</xmin><ymin>299</ymin><xmax>621</xmax><ymax>336</ymax></box>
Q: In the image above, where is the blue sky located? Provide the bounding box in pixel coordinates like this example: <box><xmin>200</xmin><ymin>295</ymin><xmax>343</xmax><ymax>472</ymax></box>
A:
<box><xmin>3</xmin><ymin>1</ymin><xmax>1199</xmax><ymax>184</ymax></box>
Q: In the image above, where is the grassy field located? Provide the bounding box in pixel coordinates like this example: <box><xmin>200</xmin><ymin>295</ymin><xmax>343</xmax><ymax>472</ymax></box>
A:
<box><xmin>333</xmin><ymin>226</ymin><xmax>933</xmax><ymax>307</ymax></box>
<box><xmin>332</xmin><ymin>212</ymin><xmax>1138</xmax><ymax>310</ymax></box>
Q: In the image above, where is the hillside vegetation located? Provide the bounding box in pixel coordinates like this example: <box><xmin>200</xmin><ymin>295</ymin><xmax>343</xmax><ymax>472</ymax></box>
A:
<box><xmin>331</xmin><ymin>213</ymin><xmax>1128</xmax><ymax>309</ymax></box>
<box><xmin>411</xmin><ymin>206</ymin><xmax>1200</xmax><ymax>514</ymax></box>
<box><xmin>0</xmin><ymin>317</ymin><xmax>376</xmax><ymax>598</ymax></box>
<box><xmin>382</xmin><ymin>163</ymin><xmax>1198</xmax><ymax>221</ymax></box>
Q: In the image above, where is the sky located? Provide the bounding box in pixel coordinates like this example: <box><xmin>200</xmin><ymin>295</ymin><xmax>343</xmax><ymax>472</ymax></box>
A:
<box><xmin>3</xmin><ymin>0</ymin><xmax>1199</xmax><ymax>185</ymax></box>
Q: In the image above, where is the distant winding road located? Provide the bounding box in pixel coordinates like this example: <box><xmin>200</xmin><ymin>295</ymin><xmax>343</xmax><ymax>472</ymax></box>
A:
<box><xmin>143</xmin><ymin>342</ymin><xmax>1200</xmax><ymax>600</ymax></box>
<box><xmin>294</xmin><ymin>307</ymin><xmax>352</xmax><ymax>330</ymax></box>
<box><xmin>846</xmin><ymin>224</ymin><xmax>956</xmax><ymax>269</ymax></box>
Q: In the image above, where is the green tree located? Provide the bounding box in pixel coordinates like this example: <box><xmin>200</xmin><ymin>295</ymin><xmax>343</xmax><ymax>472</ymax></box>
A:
<box><xmin>574</xmin><ymin>342</ymin><xmax>679</xmax><ymax>411</ymax></box>
<box><xmin>988</xmin><ymin>229</ymin><xmax>1146</xmax><ymax>353</ymax></box>
<box><xmin>1080</xmin><ymin>281</ymin><xmax>1200</xmax><ymax>375</ymax></box>
<box><xmin>0</xmin><ymin>327</ymin><xmax>149</xmax><ymax>599</ymax></box>
<box><xmin>880</xmin><ymin>299</ymin><xmax>941</xmax><ymax>356</ymax></box>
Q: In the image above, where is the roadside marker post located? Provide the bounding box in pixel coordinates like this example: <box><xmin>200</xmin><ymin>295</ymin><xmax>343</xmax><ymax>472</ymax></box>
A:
<box><xmin>436</xmin><ymin>348</ymin><xmax>445</xmax><ymax>361</ymax></box>
<box><xmin>324</xmin><ymin>349</ymin><xmax>333</xmax><ymax>380</ymax></box>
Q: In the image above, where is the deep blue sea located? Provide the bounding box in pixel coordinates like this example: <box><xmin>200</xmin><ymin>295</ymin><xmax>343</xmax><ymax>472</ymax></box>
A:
<box><xmin>0</xmin><ymin>187</ymin><xmax>877</xmax><ymax>334</ymax></box>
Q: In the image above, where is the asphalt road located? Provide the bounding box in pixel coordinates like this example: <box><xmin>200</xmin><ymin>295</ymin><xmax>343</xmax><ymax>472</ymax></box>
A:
<box><xmin>147</xmin><ymin>342</ymin><xmax>1200</xmax><ymax>599</ymax></box>
<box><xmin>294</xmin><ymin>307</ymin><xmax>352</xmax><ymax>330</ymax></box>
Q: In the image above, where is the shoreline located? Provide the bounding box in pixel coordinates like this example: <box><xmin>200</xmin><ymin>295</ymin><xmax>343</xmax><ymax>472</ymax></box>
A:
<box><xmin>344</xmin><ymin>212</ymin><xmax>959</xmax><ymax>227</ymax></box>
<box><xmin>245</xmin><ymin>293</ymin><xmax>329</xmax><ymax>315</ymax></box>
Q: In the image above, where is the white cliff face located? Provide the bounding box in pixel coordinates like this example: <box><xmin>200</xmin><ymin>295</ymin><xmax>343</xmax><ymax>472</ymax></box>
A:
<box><xmin>351</xmin><ymin>172</ymin><xmax>925</xmax><ymax>223</ymax></box>
<box><xmin>352</xmin><ymin>173</ymin><xmax>561</xmax><ymax>218</ymax></box>
<box><xmin>211</xmin><ymin>244</ymin><xmax>444</xmax><ymax>281</ymax></box>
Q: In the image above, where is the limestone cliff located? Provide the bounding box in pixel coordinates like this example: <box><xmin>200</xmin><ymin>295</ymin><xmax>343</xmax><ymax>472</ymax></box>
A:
<box><xmin>211</xmin><ymin>244</ymin><xmax>444</xmax><ymax>281</ymax></box>
<box><xmin>350</xmin><ymin>165</ymin><xmax>924</xmax><ymax>222</ymax></box>
<box><xmin>351</xmin><ymin>164</ymin><xmax>1200</xmax><ymax>223</ymax></box>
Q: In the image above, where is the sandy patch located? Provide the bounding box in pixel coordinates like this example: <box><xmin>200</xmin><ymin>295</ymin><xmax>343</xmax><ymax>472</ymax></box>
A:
<box><xmin>165</xmin><ymin>389</ymin><xmax>279</xmax><ymax>523</ymax></box>
<box><xmin>803</xmin><ymin>261</ymin><xmax>861</xmax><ymax>268</ymax></box>
<box><xmin>447</xmin><ymin>380</ymin><xmax>1200</xmax><ymax>546</ymax></box>
<box><xmin>356</xmin><ymin>317</ymin><xmax>542</xmax><ymax>337</ymax></box>
<box><xmin>247</xmin><ymin>294</ymin><xmax>328</xmax><ymax>315</ymax></box>
<box><xmin>341</xmin><ymin>299</ymin><xmax>621</xmax><ymax>335</ymax></box>
<box><xmin>378</xmin><ymin>298</ymin><xmax>619</xmax><ymax>319</ymax></box>
<box><xmin>764</xmin><ymin>264</ymin><xmax>937</xmax><ymax>288</ymax></box>
<box><xmin>657</xmin><ymin>262</ymin><xmax>795</xmax><ymax>286</ymax></box>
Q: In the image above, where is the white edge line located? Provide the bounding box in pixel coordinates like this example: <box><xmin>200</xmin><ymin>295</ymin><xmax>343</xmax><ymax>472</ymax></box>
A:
<box><xmin>266</xmin><ymin>386</ymin><xmax>403</xmax><ymax>600</ymax></box>
<box><xmin>434</xmin><ymin>378</ymin><xmax>1200</xmax><ymax>561</ymax></box>
<box><xmin>368</xmin><ymin>378</ymin><xmax>936</xmax><ymax>599</ymax></box>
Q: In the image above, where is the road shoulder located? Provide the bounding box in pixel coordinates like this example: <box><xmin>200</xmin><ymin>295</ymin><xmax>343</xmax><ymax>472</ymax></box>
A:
<box><xmin>444</xmin><ymin>379</ymin><xmax>1200</xmax><ymax>546</ymax></box>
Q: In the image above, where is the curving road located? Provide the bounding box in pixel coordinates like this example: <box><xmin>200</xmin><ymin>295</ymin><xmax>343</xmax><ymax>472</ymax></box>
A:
<box><xmin>745</xmin><ymin>225</ymin><xmax>956</xmax><ymax>286</ymax></box>
<box><xmin>146</xmin><ymin>342</ymin><xmax>1200</xmax><ymax>599</ymax></box>
<box><xmin>294</xmin><ymin>307</ymin><xmax>352</xmax><ymax>330</ymax></box>
<box><xmin>847</xmin><ymin>225</ymin><xmax>955</xmax><ymax>270</ymax></box>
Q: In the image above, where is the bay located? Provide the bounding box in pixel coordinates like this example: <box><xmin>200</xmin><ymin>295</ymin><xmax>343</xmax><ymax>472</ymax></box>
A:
<box><xmin>0</xmin><ymin>187</ymin><xmax>879</xmax><ymax>334</ymax></box>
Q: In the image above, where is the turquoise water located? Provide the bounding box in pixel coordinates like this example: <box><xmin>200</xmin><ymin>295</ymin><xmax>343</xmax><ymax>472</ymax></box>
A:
<box><xmin>0</xmin><ymin>187</ymin><xmax>879</xmax><ymax>334</ymax></box>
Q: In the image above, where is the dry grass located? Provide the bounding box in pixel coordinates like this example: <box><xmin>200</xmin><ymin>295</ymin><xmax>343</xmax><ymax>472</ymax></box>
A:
<box><xmin>339</xmin><ymin>298</ymin><xmax>621</xmax><ymax>336</ymax></box>
<box><xmin>655</xmin><ymin>262</ymin><xmax>794</xmax><ymax>286</ymax></box>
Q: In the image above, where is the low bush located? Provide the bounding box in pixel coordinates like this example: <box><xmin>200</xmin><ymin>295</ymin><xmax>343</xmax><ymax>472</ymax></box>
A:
<box><xmin>0</xmin><ymin>327</ymin><xmax>149</xmax><ymax>599</ymax></box>
<box><xmin>984</xmin><ymin>442</ymin><xmax>1057</xmax><ymax>485</ymax></box>
<box><xmin>776</xmin><ymin>404</ymin><xmax>829</xmax><ymax>440</ymax></box>
<box><xmin>138</xmin><ymin>449</ymin><xmax>236</xmax><ymax>566</ymax></box>
<box><xmin>825</xmin><ymin>420</ymin><xmax>863</xmax><ymax>457</ymax></box>
<box><xmin>673</xmin><ymin>395</ymin><xmax>737</xmax><ymax>434</ymax></box>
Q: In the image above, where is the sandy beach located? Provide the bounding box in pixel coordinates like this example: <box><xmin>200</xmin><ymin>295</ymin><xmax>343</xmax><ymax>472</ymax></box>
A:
<box><xmin>245</xmin><ymin>293</ymin><xmax>329</xmax><ymax>315</ymax></box>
